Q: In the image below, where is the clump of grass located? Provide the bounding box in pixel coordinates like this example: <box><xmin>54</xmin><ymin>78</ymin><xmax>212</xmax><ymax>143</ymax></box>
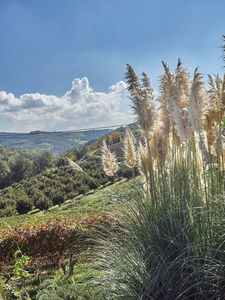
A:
<box><xmin>93</xmin><ymin>60</ymin><xmax>225</xmax><ymax>299</ymax></box>
<box><xmin>92</xmin><ymin>149</ymin><xmax>225</xmax><ymax>299</ymax></box>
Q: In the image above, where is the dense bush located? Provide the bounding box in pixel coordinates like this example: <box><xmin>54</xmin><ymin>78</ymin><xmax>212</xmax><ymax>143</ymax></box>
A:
<box><xmin>0</xmin><ymin>214</ymin><xmax>119</xmax><ymax>266</ymax></box>
<box><xmin>0</xmin><ymin>199</ymin><xmax>17</xmax><ymax>217</ymax></box>
<box><xmin>16</xmin><ymin>189</ymin><xmax>33</xmax><ymax>214</ymax></box>
<box><xmin>35</xmin><ymin>196</ymin><xmax>52</xmax><ymax>211</ymax></box>
<box><xmin>51</xmin><ymin>191</ymin><xmax>65</xmax><ymax>206</ymax></box>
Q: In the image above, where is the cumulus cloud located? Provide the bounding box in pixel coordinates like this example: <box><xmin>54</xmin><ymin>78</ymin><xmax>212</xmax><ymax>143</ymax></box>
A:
<box><xmin>0</xmin><ymin>78</ymin><xmax>134</xmax><ymax>132</ymax></box>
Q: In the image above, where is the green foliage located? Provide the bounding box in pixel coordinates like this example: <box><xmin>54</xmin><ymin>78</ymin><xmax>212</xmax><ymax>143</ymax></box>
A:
<box><xmin>34</xmin><ymin>151</ymin><xmax>55</xmax><ymax>173</ymax></box>
<box><xmin>0</xmin><ymin>250</ymin><xmax>31</xmax><ymax>299</ymax></box>
<box><xmin>51</xmin><ymin>191</ymin><xmax>65</xmax><ymax>206</ymax></box>
<box><xmin>108</xmin><ymin>131</ymin><xmax>122</xmax><ymax>144</ymax></box>
<box><xmin>0</xmin><ymin>129</ymin><xmax>112</xmax><ymax>155</ymax></box>
<box><xmin>15</xmin><ymin>188</ymin><xmax>33</xmax><ymax>214</ymax></box>
<box><xmin>0</xmin><ymin>199</ymin><xmax>17</xmax><ymax>217</ymax></box>
<box><xmin>35</xmin><ymin>196</ymin><xmax>52</xmax><ymax>211</ymax></box>
<box><xmin>36</xmin><ymin>279</ymin><xmax>79</xmax><ymax>300</ymax></box>
<box><xmin>86</xmin><ymin>147</ymin><xmax>225</xmax><ymax>299</ymax></box>
<box><xmin>0</xmin><ymin>154</ymin><xmax>129</xmax><ymax>215</ymax></box>
<box><xmin>221</xmin><ymin>116</ymin><xmax>225</xmax><ymax>127</ymax></box>
<box><xmin>0</xmin><ymin>276</ymin><xmax>7</xmax><ymax>296</ymax></box>
<box><xmin>0</xmin><ymin>214</ymin><xmax>118</xmax><ymax>267</ymax></box>
<box><xmin>0</xmin><ymin>276</ymin><xmax>20</xmax><ymax>299</ymax></box>
<box><xmin>10</xmin><ymin>157</ymin><xmax>33</xmax><ymax>182</ymax></box>
<box><xmin>0</xmin><ymin>159</ymin><xmax>10</xmax><ymax>181</ymax></box>
<box><xmin>36</xmin><ymin>267</ymin><xmax>100</xmax><ymax>300</ymax></box>
<box><xmin>14</xmin><ymin>250</ymin><xmax>30</xmax><ymax>278</ymax></box>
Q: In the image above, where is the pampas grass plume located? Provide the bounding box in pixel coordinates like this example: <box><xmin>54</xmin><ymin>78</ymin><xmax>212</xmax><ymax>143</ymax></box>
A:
<box><xmin>101</xmin><ymin>140</ymin><xmax>118</xmax><ymax>176</ymax></box>
<box><xmin>124</xmin><ymin>128</ymin><xmax>137</xmax><ymax>168</ymax></box>
<box><xmin>66</xmin><ymin>157</ymin><xmax>83</xmax><ymax>172</ymax></box>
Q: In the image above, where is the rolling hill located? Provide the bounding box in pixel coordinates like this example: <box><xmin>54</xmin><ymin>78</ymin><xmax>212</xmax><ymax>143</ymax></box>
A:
<box><xmin>0</xmin><ymin>129</ymin><xmax>112</xmax><ymax>155</ymax></box>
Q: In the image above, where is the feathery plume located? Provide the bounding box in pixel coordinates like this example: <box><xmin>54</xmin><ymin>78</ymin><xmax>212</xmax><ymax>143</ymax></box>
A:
<box><xmin>172</xmin><ymin>102</ymin><xmax>188</xmax><ymax>142</ymax></box>
<box><xmin>66</xmin><ymin>157</ymin><xmax>83</xmax><ymax>172</ymax></box>
<box><xmin>138</xmin><ymin>141</ymin><xmax>149</xmax><ymax>178</ymax></box>
<box><xmin>160</xmin><ymin>60</ymin><xmax>191</xmax><ymax>143</ymax></box>
<box><xmin>160</xmin><ymin>61</ymin><xmax>175</xmax><ymax>113</ymax></box>
<box><xmin>188</xmin><ymin>68</ymin><xmax>208</xmax><ymax>133</ymax></box>
<box><xmin>207</xmin><ymin>74</ymin><xmax>225</xmax><ymax>122</ymax></box>
<box><xmin>174</xmin><ymin>59</ymin><xmax>190</xmax><ymax>106</ymax></box>
<box><xmin>187</xmin><ymin>67</ymin><xmax>209</xmax><ymax>162</ymax></box>
<box><xmin>67</xmin><ymin>157</ymin><xmax>99</xmax><ymax>189</ymax></box>
<box><xmin>123</xmin><ymin>128</ymin><xmax>137</xmax><ymax>168</ymax></box>
<box><xmin>125</xmin><ymin>66</ymin><xmax>157</xmax><ymax>138</ymax></box>
<box><xmin>141</xmin><ymin>72</ymin><xmax>154</xmax><ymax>99</ymax></box>
<box><xmin>125</xmin><ymin>64</ymin><xmax>141</xmax><ymax>97</ymax></box>
<box><xmin>101</xmin><ymin>140</ymin><xmax>118</xmax><ymax>176</ymax></box>
<box><xmin>208</xmin><ymin>74</ymin><xmax>223</xmax><ymax>112</ymax></box>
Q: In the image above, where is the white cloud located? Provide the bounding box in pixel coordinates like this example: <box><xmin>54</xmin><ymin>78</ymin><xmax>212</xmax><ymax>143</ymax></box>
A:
<box><xmin>0</xmin><ymin>77</ymin><xmax>134</xmax><ymax>132</ymax></box>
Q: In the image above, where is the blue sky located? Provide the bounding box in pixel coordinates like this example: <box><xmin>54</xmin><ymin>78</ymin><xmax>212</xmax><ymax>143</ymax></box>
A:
<box><xmin>0</xmin><ymin>0</ymin><xmax>224</xmax><ymax>132</ymax></box>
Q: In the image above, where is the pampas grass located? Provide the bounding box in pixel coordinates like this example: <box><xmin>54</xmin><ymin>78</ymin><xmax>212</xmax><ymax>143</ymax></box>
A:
<box><xmin>101</xmin><ymin>140</ymin><xmax>118</xmax><ymax>177</ymax></box>
<box><xmin>125</xmin><ymin>64</ymin><xmax>157</xmax><ymax>138</ymax></box>
<box><xmin>66</xmin><ymin>157</ymin><xmax>84</xmax><ymax>172</ymax></box>
<box><xmin>123</xmin><ymin>128</ymin><xmax>137</xmax><ymax>169</ymax></box>
<box><xmin>95</xmin><ymin>59</ymin><xmax>225</xmax><ymax>299</ymax></box>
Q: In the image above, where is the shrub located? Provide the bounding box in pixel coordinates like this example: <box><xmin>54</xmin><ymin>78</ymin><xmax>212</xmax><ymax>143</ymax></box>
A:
<box><xmin>35</xmin><ymin>196</ymin><xmax>52</xmax><ymax>211</ymax></box>
<box><xmin>30</xmin><ymin>189</ymin><xmax>44</xmax><ymax>206</ymax></box>
<box><xmin>65</xmin><ymin>191</ymin><xmax>78</xmax><ymax>200</ymax></box>
<box><xmin>16</xmin><ymin>198</ymin><xmax>33</xmax><ymax>214</ymax></box>
<box><xmin>16</xmin><ymin>190</ymin><xmax>33</xmax><ymax>214</ymax></box>
<box><xmin>0</xmin><ymin>214</ymin><xmax>119</xmax><ymax>266</ymax></box>
<box><xmin>51</xmin><ymin>191</ymin><xmax>65</xmax><ymax>206</ymax></box>
<box><xmin>0</xmin><ymin>203</ymin><xmax>17</xmax><ymax>217</ymax></box>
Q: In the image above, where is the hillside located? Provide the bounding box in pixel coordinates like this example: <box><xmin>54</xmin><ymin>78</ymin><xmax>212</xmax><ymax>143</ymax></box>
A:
<box><xmin>0</xmin><ymin>129</ymin><xmax>112</xmax><ymax>155</ymax></box>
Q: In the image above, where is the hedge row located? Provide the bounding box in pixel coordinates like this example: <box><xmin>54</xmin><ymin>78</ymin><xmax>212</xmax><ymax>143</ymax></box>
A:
<box><xmin>0</xmin><ymin>214</ymin><xmax>119</xmax><ymax>267</ymax></box>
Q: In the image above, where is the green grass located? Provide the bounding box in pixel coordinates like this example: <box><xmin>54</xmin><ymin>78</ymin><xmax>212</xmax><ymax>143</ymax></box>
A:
<box><xmin>81</xmin><ymin>140</ymin><xmax>225</xmax><ymax>299</ymax></box>
<box><xmin>0</xmin><ymin>177</ymin><xmax>142</xmax><ymax>231</ymax></box>
<box><xmin>0</xmin><ymin>177</ymin><xmax>142</xmax><ymax>299</ymax></box>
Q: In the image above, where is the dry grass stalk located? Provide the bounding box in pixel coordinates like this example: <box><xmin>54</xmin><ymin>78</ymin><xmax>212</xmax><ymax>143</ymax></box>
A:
<box><xmin>101</xmin><ymin>140</ymin><xmax>118</xmax><ymax>176</ymax></box>
<box><xmin>66</xmin><ymin>157</ymin><xmax>83</xmax><ymax>172</ymax></box>
<box><xmin>123</xmin><ymin>128</ymin><xmax>137</xmax><ymax>168</ymax></box>
<box><xmin>125</xmin><ymin>64</ymin><xmax>157</xmax><ymax>137</ymax></box>
<box><xmin>132</xmin><ymin>89</ymin><xmax>157</xmax><ymax>137</ymax></box>
<box><xmin>106</xmin><ymin>62</ymin><xmax>225</xmax><ymax>186</ymax></box>
<box><xmin>188</xmin><ymin>68</ymin><xmax>208</xmax><ymax>133</ymax></box>
<box><xmin>138</xmin><ymin>140</ymin><xmax>151</xmax><ymax>196</ymax></box>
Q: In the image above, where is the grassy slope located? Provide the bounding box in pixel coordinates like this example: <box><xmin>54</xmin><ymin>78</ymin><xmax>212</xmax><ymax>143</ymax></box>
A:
<box><xmin>0</xmin><ymin>129</ymin><xmax>112</xmax><ymax>155</ymax></box>
<box><xmin>0</xmin><ymin>177</ymin><xmax>142</xmax><ymax>230</ymax></box>
<box><xmin>0</xmin><ymin>177</ymin><xmax>143</xmax><ymax>298</ymax></box>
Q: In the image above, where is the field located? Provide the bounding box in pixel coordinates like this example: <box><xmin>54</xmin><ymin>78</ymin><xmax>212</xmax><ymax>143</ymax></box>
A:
<box><xmin>1</xmin><ymin>56</ymin><xmax>225</xmax><ymax>299</ymax></box>
<box><xmin>0</xmin><ymin>129</ymin><xmax>112</xmax><ymax>155</ymax></box>
<box><xmin>0</xmin><ymin>178</ymin><xmax>142</xmax><ymax>299</ymax></box>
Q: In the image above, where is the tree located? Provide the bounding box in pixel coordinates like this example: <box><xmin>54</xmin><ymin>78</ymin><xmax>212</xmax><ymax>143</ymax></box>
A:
<box><xmin>0</xmin><ymin>159</ymin><xmax>10</xmax><ymax>186</ymax></box>
<box><xmin>109</xmin><ymin>131</ymin><xmax>122</xmax><ymax>144</ymax></box>
<box><xmin>15</xmin><ymin>188</ymin><xmax>33</xmax><ymax>214</ymax></box>
<box><xmin>34</xmin><ymin>151</ymin><xmax>55</xmax><ymax>173</ymax></box>
<box><xmin>51</xmin><ymin>191</ymin><xmax>65</xmax><ymax>207</ymax></box>
<box><xmin>10</xmin><ymin>158</ymin><xmax>33</xmax><ymax>182</ymax></box>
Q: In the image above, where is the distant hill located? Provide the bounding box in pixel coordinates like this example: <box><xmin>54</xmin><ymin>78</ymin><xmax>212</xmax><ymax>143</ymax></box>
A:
<box><xmin>0</xmin><ymin>129</ymin><xmax>112</xmax><ymax>155</ymax></box>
